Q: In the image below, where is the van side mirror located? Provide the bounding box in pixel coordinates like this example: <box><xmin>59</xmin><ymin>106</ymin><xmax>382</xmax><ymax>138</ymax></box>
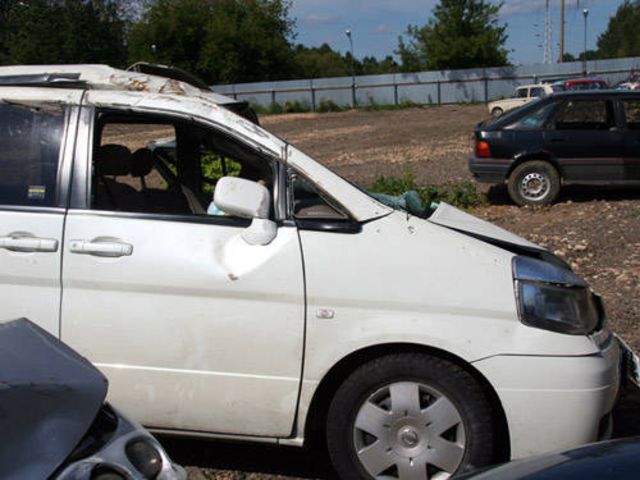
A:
<box><xmin>212</xmin><ymin>177</ymin><xmax>277</xmax><ymax>246</ymax></box>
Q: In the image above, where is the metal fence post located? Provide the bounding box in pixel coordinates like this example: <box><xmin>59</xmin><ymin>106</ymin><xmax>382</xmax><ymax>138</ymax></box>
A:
<box><xmin>483</xmin><ymin>70</ymin><xmax>489</xmax><ymax>104</ymax></box>
<box><xmin>232</xmin><ymin>84</ymin><xmax>237</xmax><ymax>100</ymax></box>
<box><xmin>310</xmin><ymin>80</ymin><xmax>316</xmax><ymax>112</ymax></box>
<box><xmin>271</xmin><ymin>89</ymin><xmax>276</xmax><ymax>106</ymax></box>
<box><xmin>393</xmin><ymin>75</ymin><xmax>399</xmax><ymax>105</ymax></box>
<box><xmin>352</xmin><ymin>82</ymin><xmax>357</xmax><ymax>109</ymax></box>
<box><xmin>436</xmin><ymin>81</ymin><xmax>441</xmax><ymax>105</ymax></box>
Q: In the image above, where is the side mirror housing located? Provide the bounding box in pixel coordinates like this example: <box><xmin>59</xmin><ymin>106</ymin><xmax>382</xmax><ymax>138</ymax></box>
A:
<box><xmin>213</xmin><ymin>177</ymin><xmax>277</xmax><ymax>246</ymax></box>
<box><xmin>214</xmin><ymin>176</ymin><xmax>270</xmax><ymax>219</ymax></box>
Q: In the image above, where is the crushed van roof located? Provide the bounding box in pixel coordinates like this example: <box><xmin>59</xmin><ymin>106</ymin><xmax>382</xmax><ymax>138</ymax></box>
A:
<box><xmin>0</xmin><ymin>64</ymin><xmax>237</xmax><ymax>105</ymax></box>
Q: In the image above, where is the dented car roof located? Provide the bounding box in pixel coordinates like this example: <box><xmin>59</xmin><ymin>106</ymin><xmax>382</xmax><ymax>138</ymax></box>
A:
<box><xmin>0</xmin><ymin>64</ymin><xmax>237</xmax><ymax>104</ymax></box>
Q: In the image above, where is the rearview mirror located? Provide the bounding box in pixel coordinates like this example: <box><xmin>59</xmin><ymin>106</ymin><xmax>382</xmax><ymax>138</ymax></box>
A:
<box><xmin>213</xmin><ymin>177</ymin><xmax>277</xmax><ymax>246</ymax></box>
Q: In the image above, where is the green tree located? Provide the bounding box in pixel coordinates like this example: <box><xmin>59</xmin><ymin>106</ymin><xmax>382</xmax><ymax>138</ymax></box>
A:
<box><xmin>396</xmin><ymin>0</ymin><xmax>509</xmax><ymax>72</ymax></box>
<box><xmin>292</xmin><ymin>44</ymin><xmax>350</xmax><ymax>78</ymax></box>
<box><xmin>292</xmin><ymin>44</ymin><xmax>399</xmax><ymax>79</ymax></box>
<box><xmin>129</xmin><ymin>0</ymin><xmax>296</xmax><ymax>84</ymax></box>
<box><xmin>0</xmin><ymin>0</ymin><xmax>129</xmax><ymax>66</ymax></box>
<box><xmin>596</xmin><ymin>0</ymin><xmax>640</xmax><ymax>59</ymax></box>
<box><xmin>360</xmin><ymin>55</ymin><xmax>400</xmax><ymax>75</ymax></box>
<box><xmin>578</xmin><ymin>50</ymin><xmax>599</xmax><ymax>62</ymax></box>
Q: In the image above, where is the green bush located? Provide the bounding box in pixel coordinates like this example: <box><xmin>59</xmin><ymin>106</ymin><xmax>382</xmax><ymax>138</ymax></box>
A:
<box><xmin>249</xmin><ymin>101</ymin><xmax>268</xmax><ymax>115</ymax></box>
<box><xmin>317</xmin><ymin>98</ymin><xmax>343</xmax><ymax>113</ymax></box>
<box><xmin>368</xmin><ymin>171</ymin><xmax>486</xmax><ymax>210</ymax></box>
<box><xmin>283</xmin><ymin>100</ymin><xmax>311</xmax><ymax>113</ymax></box>
<box><xmin>267</xmin><ymin>102</ymin><xmax>283</xmax><ymax>114</ymax></box>
<box><xmin>201</xmin><ymin>153</ymin><xmax>242</xmax><ymax>196</ymax></box>
<box><xmin>362</xmin><ymin>98</ymin><xmax>420</xmax><ymax>112</ymax></box>
<box><xmin>369</xmin><ymin>171</ymin><xmax>420</xmax><ymax>196</ymax></box>
<box><xmin>253</xmin><ymin>98</ymin><xmax>420</xmax><ymax>116</ymax></box>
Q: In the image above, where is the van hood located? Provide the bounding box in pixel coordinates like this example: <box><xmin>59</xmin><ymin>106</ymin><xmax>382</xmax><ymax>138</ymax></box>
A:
<box><xmin>427</xmin><ymin>202</ymin><xmax>571</xmax><ymax>268</ymax></box>
<box><xmin>428</xmin><ymin>202</ymin><xmax>545</xmax><ymax>251</ymax></box>
<box><xmin>0</xmin><ymin>319</ymin><xmax>107</xmax><ymax>479</ymax></box>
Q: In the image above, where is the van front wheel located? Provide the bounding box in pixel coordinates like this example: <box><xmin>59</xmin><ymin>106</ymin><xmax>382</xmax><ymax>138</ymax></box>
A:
<box><xmin>326</xmin><ymin>354</ymin><xmax>496</xmax><ymax>480</ymax></box>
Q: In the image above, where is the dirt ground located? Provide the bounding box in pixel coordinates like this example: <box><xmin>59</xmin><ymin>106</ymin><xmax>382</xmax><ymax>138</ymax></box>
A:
<box><xmin>130</xmin><ymin>105</ymin><xmax>638</xmax><ymax>479</ymax></box>
<box><xmin>261</xmin><ymin>105</ymin><xmax>485</xmax><ymax>187</ymax></box>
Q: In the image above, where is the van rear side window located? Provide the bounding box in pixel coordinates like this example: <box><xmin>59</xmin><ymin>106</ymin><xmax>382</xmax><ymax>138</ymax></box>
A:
<box><xmin>0</xmin><ymin>103</ymin><xmax>65</xmax><ymax>207</ymax></box>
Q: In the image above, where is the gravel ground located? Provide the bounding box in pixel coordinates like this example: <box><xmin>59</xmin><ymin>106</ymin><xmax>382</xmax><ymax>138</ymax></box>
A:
<box><xmin>260</xmin><ymin>105</ymin><xmax>486</xmax><ymax>186</ymax></box>
<box><xmin>111</xmin><ymin>105</ymin><xmax>639</xmax><ymax>479</ymax></box>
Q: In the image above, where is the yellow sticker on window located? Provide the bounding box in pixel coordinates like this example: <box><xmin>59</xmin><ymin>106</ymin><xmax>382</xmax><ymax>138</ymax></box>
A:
<box><xmin>27</xmin><ymin>185</ymin><xmax>46</xmax><ymax>200</ymax></box>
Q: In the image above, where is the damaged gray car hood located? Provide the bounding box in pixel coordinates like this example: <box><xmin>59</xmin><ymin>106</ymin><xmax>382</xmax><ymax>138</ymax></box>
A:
<box><xmin>428</xmin><ymin>202</ymin><xmax>542</xmax><ymax>251</ymax></box>
<box><xmin>0</xmin><ymin>319</ymin><xmax>108</xmax><ymax>479</ymax></box>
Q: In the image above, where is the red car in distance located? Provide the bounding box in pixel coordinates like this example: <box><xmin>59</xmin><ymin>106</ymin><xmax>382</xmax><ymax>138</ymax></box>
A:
<box><xmin>564</xmin><ymin>78</ymin><xmax>609</xmax><ymax>91</ymax></box>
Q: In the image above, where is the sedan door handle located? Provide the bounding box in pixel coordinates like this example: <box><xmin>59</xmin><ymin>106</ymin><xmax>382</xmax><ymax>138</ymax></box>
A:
<box><xmin>69</xmin><ymin>239</ymin><xmax>133</xmax><ymax>257</ymax></box>
<box><xmin>0</xmin><ymin>234</ymin><xmax>59</xmax><ymax>253</ymax></box>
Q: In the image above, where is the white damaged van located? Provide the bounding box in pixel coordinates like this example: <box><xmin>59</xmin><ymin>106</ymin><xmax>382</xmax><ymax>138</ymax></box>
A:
<box><xmin>0</xmin><ymin>65</ymin><xmax>636</xmax><ymax>480</ymax></box>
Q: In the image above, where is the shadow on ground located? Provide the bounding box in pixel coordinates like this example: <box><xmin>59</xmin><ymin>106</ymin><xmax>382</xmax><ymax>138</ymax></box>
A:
<box><xmin>486</xmin><ymin>185</ymin><xmax>640</xmax><ymax>206</ymax></box>
<box><xmin>158</xmin><ymin>391</ymin><xmax>640</xmax><ymax>479</ymax></box>
<box><xmin>159</xmin><ymin>436</ymin><xmax>337</xmax><ymax>479</ymax></box>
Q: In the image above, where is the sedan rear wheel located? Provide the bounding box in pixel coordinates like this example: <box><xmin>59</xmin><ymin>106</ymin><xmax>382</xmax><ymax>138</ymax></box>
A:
<box><xmin>507</xmin><ymin>160</ymin><xmax>561</xmax><ymax>206</ymax></box>
<box><xmin>326</xmin><ymin>354</ymin><xmax>496</xmax><ymax>480</ymax></box>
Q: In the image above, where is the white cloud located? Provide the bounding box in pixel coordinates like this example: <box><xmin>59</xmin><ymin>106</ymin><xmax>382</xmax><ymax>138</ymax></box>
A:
<box><xmin>371</xmin><ymin>24</ymin><xmax>397</xmax><ymax>34</ymax></box>
<box><xmin>302</xmin><ymin>14</ymin><xmax>341</xmax><ymax>25</ymax></box>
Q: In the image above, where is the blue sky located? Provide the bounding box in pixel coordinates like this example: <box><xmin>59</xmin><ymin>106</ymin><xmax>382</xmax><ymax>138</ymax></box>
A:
<box><xmin>291</xmin><ymin>0</ymin><xmax>624</xmax><ymax>65</ymax></box>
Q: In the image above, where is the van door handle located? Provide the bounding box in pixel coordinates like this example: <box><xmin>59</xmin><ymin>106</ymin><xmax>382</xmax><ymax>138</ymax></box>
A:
<box><xmin>0</xmin><ymin>234</ymin><xmax>59</xmax><ymax>253</ymax></box>
<box><xmin>69</xmin><ymin>239</ymin><xmax>133</xmax><ymax>257</ymax></box>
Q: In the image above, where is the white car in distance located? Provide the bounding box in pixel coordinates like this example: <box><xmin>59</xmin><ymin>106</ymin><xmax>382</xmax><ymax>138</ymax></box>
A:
<box><xmin>488</xmin><ymin>83</ymin><xmax>555</xmax><ymax>117</ymax></box>
<box><xmin>0</xmin><ymin>64</ymin><xmax>635</xmax><ymax>480</ymax></box>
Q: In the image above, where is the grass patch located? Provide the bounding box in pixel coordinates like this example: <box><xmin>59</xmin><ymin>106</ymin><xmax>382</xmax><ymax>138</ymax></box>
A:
<box><xmin>368</xmin><ymin>171</ymin><xmax>486</xmax><ymax>211</ymax></box>
<box><xmin>362</xmin><ymin>97</ymin><xmax>419</xmax><ymax>112</ymax></box>
<box><xmin>252</xmin><ymin>98</ymin><xmax>422</xmax><ymax>116</ymax></box>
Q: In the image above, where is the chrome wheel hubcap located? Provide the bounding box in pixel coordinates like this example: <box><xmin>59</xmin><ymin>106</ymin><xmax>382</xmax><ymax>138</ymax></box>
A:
<box><xmin>353</xmin><ymin>382</ymin><xmax>466</xmax><ymax>480</ymax></box>
<box><xmin>520</xmin><ymin>172</ymin><xmax>549</xmax><ymax>201</ymax></box>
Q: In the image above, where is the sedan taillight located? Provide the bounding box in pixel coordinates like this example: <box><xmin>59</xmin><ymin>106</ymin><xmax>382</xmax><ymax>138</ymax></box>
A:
<box><xmin>475</xmin><ymin>140</ymin><xmax>491</xmax><ymax>158</ymax></box>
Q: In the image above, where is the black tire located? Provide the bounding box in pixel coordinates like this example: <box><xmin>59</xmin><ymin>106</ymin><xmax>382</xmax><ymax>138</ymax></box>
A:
<box><xmin>326</xmin><ymin>354</ymin><xmax>496</xmax><ymax>480</ymax></box>
<box><xmin>491</xmin><ymin>107</ymin><xmax>504</xmax><ymax>118</ymax></box>
<box><xmin>507</xmin><ymin>160</ymin><xmax>560</xmax><ymax>207</ymax></box>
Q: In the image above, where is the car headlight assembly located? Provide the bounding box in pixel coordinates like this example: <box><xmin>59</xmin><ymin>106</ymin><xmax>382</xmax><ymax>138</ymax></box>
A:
<box><xmin>513</xmin><ymin>256</ymin><xmax>602</xmax><ymax>335</ymax></box>
<box><xmin>125</xmin><ymin>438</ymin><xmax>163</xmax><ymax>479</ymax></box>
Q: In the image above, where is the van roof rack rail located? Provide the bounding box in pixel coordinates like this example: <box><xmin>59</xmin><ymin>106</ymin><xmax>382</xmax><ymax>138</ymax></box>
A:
<box><xmin>0</xmin><ymin>73</ymin><xmax>86</xmax><ymax>88</ymax></box>
<box><xmin>126</xmin><ymin>62</ymin><xmax>210</xmax><ymax>90</ymax></box>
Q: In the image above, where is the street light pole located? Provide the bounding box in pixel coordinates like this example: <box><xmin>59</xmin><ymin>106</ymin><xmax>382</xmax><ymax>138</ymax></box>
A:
<box><xmin>559</xmin><ymin>0</ymin><xmax>565</xmax><ymax>62</ymax></box>
<box><xmin>583</xmin><ymin>8</ymin><xmax>589</xmax><ymax>74</ymax></box>
<box><xmin>345</xmin><ymin>29</ymin><xmax>356</xmax><ymax>108</ymax></box>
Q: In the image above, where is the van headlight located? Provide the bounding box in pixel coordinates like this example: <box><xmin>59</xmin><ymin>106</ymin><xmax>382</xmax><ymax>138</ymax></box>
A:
<box><xmin>513</xmin><ymin>256</ymin><xmax>601</xmax><ymax>335</ymax></box>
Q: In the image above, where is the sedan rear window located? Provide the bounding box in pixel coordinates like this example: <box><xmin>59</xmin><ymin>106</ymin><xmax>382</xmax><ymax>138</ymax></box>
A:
<box><xmin>505</xmin><ymin>102</ymin><xmax>556</xmax><ymax>130</ymax></box>
<box><xmin>0</xmin><ymin>102</ymin><xmax>65</xmax><ymax>207</ymax></box>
